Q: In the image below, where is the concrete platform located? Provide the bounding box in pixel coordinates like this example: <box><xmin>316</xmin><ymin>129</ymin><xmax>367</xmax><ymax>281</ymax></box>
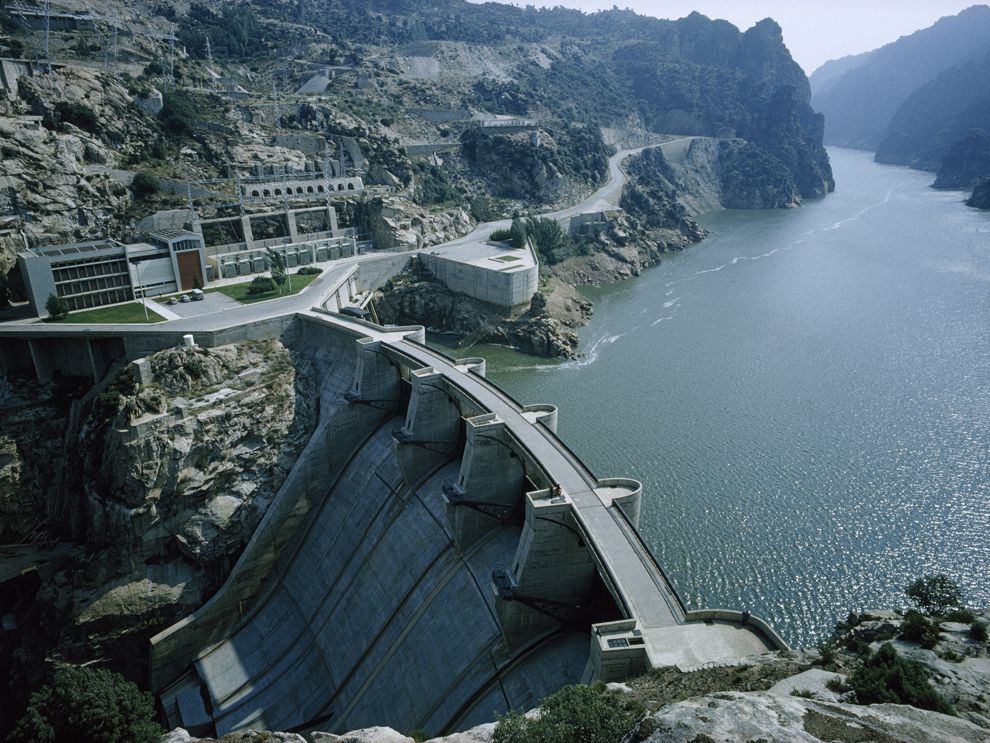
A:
<box><xmin>643</xmin><ymin>622</ymin><xmax>778</xmax><ymax>672</ymax></box>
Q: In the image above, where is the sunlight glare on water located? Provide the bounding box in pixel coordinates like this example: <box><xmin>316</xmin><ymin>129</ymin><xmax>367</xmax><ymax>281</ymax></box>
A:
<box><xmin>434</xmin><ymin>149</ymin><xmax>990</xmax><ymax>647</ymax></box>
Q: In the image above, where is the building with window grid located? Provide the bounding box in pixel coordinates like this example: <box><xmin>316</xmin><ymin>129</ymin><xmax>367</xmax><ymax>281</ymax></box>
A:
<box><xmin>18</xmin><ymin>229</ymin><xmax>207</xmax><ymax>317</ymax></box>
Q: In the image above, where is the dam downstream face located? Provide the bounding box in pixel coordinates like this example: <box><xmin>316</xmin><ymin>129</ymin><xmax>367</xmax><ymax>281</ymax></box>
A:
<box><xmin>446</xmin><ymin>148</ymin><xmax>990</xmax><ymax>648</ymax></box>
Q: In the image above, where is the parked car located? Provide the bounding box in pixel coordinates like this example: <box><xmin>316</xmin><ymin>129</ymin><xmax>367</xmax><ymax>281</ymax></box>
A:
<box><xmin>179</xmin><ymin>294</ymin><xmax>191</xmax><ymax>303</ymax></box>
<box><xmin>191</xmin><ymin>289</ymin><xmax>204</xmax><ymax>301</ymax></box>
<box><xmin>339</xmin><ymin>305</ymin><xmax>371</xmax><ymax>320</ymax></box>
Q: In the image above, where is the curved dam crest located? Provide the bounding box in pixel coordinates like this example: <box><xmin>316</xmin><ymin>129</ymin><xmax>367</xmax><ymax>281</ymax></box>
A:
<box><xmin>141</xmin><ymin>305</ymin><xmax>782</xmax><ymax>737</ymax></box>
<box><xmin>0</xmin><ymin>250</ymin><xmax>784</xmax><ymax>737</ymax></box>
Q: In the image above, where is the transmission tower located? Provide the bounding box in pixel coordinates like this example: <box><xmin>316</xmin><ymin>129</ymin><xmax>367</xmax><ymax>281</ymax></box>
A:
<box><xmin>205</xmin><ymin>36</ymin><xmax>221</xmax><ymax>91</ymax></box>
<box><xmin>272</xmin><ymin>80</ymin><xmax>282</xmax><ymax>130</ymax></box>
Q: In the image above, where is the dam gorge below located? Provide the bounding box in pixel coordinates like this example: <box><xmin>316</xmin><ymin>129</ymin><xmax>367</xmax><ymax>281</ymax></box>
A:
<box><xmin>442</xmin><ymin>147</ymin><xmax>990</xmax><ymax>649</ymax></box>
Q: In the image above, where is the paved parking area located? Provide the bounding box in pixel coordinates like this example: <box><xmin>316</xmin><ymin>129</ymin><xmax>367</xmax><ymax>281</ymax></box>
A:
<box><xmin>149</xmin><ymin>292</ymin><xmax>241</xmax><ymax>319</ymax></box>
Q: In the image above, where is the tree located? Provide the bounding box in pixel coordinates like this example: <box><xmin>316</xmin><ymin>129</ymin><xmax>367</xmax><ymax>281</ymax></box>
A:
<box><xmin>266</xmin><ymin>248</ymin><xmax>290</xmax><ymax>293</ymax></box>
<box><xmin>508</xmin><ymin>217</ymin><xmax>527</xmax><ymax>250</ymax></box>
<box><xmin>9</xmin><ymin>665</ymin><xmax>162</xmax><ymax>743</ymax></box>
<box><xmin>906</xmin><ymin>574</ymin><xmax>963</xmax><ymax>616</ymax></box>
<box><xmin>45</xmin><ymin>293</ymin><xmax>69</xmax><ymax>320</ymax></box>
<box><xmin>130</xmin><ymin>171</ymin><xmax>160</xmax><ymax>198</ymax></box>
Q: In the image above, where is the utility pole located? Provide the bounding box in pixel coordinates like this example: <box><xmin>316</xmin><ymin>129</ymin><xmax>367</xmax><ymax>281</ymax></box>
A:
<box><xmin>43</xmin><ymin>0</ymin><xmax>51</xmax><ymax>70</ymax></box>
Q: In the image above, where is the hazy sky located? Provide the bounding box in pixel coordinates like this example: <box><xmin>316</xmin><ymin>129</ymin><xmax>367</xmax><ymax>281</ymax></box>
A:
<box><xmin>474</xmin><ymin>1</ymin><xmax>984</xmax><ymax>73</ymax></box>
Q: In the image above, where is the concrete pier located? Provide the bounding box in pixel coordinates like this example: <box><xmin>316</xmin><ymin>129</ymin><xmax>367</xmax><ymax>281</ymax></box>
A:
<box><xmin>393</xmin><ymin>368</ymin><xmax>462</xmax><ymax>487</ymax></box>
<box><xmin>444</xmin><ymin>414</ymin><xmax>527</xmax><ymax>550</ymax></box>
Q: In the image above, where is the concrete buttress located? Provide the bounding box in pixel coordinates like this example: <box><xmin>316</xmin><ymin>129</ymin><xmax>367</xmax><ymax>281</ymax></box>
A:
<box><xmin>393</xmin><ymin>367</ymin><xmax>462</xmax><ymax>487</ymax></box>
<box><xmin>443</xmin><ymin>413</ymin><xmax>526</xmax><ymax>550</ymax></box>
<box><xmin>494</xmin><ymin>490</ymin><xmax>597</xmax><ymax>649</ymax></box>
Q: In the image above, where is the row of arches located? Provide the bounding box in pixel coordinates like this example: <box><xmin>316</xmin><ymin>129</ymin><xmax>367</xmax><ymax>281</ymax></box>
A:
<box><xmin>247</xmin><ymin>181</ymin><xmax>358</xmax><ymax>198</ymax></box>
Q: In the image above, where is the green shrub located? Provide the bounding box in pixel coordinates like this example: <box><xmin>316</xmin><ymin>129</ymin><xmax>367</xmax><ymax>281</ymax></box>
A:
<box><xmin>8</xmin><ymin>665</ymin><xmax>162</xmax><ymax>743</ymax></box>
<box><xmin>412</xmin><ymin>161</ymin><xmax>461</xmax><ymax>205</ymax></box>
<box><xmin>159</xmin><ymin>91</ymin><xmax>197</xmax><ymax>137</ymax></box>
<box><xmin>900</xmin><ymin>609</ymin><xmax>941</xmax><ymax>649</ymax></box>
<box><xmin>246</xmin><ymin>275</ymin><xmax>276</xmax><ymax>295</ymax></box>
<box><xmin>45</xmin><ymin>293</ymin><xmax>69</xmax><ymax>320</ymax></box>
<box><xmin>54</xmin><ymin>101</ymin><xmax>98</xmax><ymax>133</ymax></box>
<box><xmin>971</xmin><ymin>622</ymin><xmax>988</xmax><ymax>643</ymax></box>
<box><xmin>826</xmin><ymin>677</ymin><xmax>849</xmax><ymax>693</ymax></box>
<box><xmin>489</xmin><ymin>227</ymin><xmax>513</xmax><ymax>242</ymax></box>
<box><xmin>130</xmin><ymin>171</ymin><xmax>160</xmax><ymax>198</ymax></box>
<box><xmin>493</xmin><ymin>684</ymin><xmax>639</xmax><ymax>743</ymax></box>
<box><xmin>296</xmin><ymin>266</ymin><xmax>322</xmax><ymax>275</ymax></box>
<box><xmin>906</xmin><ymin>574</ymin><xmax>963</xmax><ymax>616</ymax></box>
<box><xmin>945</xmin><ymin>609</ymin><xmax>976</xmax><ymax>624</ymax></box>
<box><xmin>848</xmin><ymin>643</ymin><xmax>952</xmax><ymax>714</ymax></box>
<box><xmin>815</xmin><ymin>639</ymin><xmax>837</xmax><ymax>666</ymax></box>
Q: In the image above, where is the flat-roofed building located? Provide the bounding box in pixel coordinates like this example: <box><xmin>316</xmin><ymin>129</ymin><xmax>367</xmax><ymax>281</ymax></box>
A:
<box><xmin>17</xmin><ymin>229</ymin><xmax>207</xmax><ymax>317</ymax></box>
<box><xmin>419</xmin><ymin>238</ymin><xmax>539</xmax><ymax>310</ymax></box>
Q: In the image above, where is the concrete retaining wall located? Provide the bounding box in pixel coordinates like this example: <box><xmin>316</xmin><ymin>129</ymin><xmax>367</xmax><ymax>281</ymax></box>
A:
<box><xmin>354</xmin><ymin>253</ymin><xmax>414</xmax><ymax>293</ymax></box>
<box><xmin>419</xmin><ymin>253</ymin><xmax>537</xmax><ymax>310</ymax></box>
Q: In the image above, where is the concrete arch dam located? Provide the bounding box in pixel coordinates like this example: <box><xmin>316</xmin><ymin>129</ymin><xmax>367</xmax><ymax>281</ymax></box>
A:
<box><xmin>149</xmin><ymin>312</ymin><xmax>786</xmax><ymax>737</ymax></box>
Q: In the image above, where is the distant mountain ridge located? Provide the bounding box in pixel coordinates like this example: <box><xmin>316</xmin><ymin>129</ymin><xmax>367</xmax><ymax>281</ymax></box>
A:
<box><xmin>810</xmin><ymin>5</ymin><xmax>990</xmax><ymax>150</ymax></box>
<box><xmin>875</xmin><ymin>51</ymin><xmax>990</xmax><ymax>171</ymax></box>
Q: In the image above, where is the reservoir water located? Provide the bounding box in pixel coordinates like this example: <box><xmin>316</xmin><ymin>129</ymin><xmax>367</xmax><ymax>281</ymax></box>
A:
<box><xmin>438</xmin><ymin>148</ymin><xmax>990</xmax><ymax>647</ymax></box>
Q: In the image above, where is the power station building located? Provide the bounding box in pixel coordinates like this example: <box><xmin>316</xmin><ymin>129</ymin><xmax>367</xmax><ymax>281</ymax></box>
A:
<box><xmin>17</xmin><ymin>205</ymin><xmax>359</xmax><ymax>317</ymax></box>
<box><xmin>18</xmin><ymin>229</ymin><xmax>208</xmax><ymax>316</ymax></box>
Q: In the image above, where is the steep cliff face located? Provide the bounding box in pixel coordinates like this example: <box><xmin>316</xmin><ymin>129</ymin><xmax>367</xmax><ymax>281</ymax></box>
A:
<box><xmin>811</xmin><ymin>5</ymin><xmax>990</xmax><ymax>150</ymax></box>
<box><xmin>875</xmin><ymin>52</ymin><xmax>990</xmax><ymax>171</ymax></box>
<box><xmin>967</xmin><ymin>180</ymin><xmax>990</xmax><ymax>210</ymax></box>
<box><xmin>1</xmin><ymin>340</ymin><xmax>317</xmax><ymax>691</ymax></box>
<box><xmin>614</xmin><ymin>17</ymin><xmax>831</xmax><ymax>199</ymax></box>
<box><xmin>0</xmin><ymin>66</ymin><xmax>158</xmax><ymax>262</ymax></box>
<box><xmin>934</xmin><ymin>131</ymin><xmax>990</xmax><ymax>190</ymax></box>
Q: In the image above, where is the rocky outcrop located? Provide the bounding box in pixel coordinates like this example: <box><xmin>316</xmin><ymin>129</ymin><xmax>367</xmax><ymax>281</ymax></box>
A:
<box><xmin>374</xmin><ymin>260</ymin><xmax>588</xmax><ymax>358</ymax></box>
<box><xmin>2</xmin><ymin>340</ymin><xmax>317</xmax><ymax>689</ymax></box>
<box><xmin>967</xmin><ymin>180</ymin><xmax>990</xmax><ymax>210</ymax></box>
<box><xmin>637</xmin><ymin>692</ymin><xmax>988</xmax><ymax>742</ymax></box>
<box><xmin>934</xmin><ymin>131</ymin><xmax>990</xmax><ymax>190</ymax></box>
<box><xmin>661</xmin><ymin>139</ymin><xmax>798</xmax><ymax>213</ymax></box>
<box><xmin>342</xmin><ymin>195</ymin><xmax>473</xmax><ymax>250</ymax></box>
<box><xmin>460</xmin><ymin>124</ymin><xmax>610</xmax><ymax>206</ymax></box>
<box><xmin>0</xmin><ymin>65</ymin><xmax>160</xmax><ymax>257</ymax></box>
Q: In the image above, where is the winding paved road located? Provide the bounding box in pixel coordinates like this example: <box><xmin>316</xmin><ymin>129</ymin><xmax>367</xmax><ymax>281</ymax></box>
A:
<box><xmin>436</xmin><ymin>137</ymin><xmax>696</xmax><ymax>248</ymax></box>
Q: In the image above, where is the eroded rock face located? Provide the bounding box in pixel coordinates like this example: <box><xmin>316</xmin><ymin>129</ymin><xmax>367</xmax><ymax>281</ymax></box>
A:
<box><xmin>78</xmin><ymin>342</ymin><xmax>316</xmax><ymax>578</ymax></box>
<box><xmin>0</xmin><ymin>65</ymin><xmax>158</xmax><ymax>262</ymax></box>
<box><xmin>638</xmin><ymin>692</ymin><xmax>988</xmax><ymax>743</ymax></box>
<box><xmin>1</xmin><ymin>340</ymin><xmax>317</xmax><ymax>688</ymax></box>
